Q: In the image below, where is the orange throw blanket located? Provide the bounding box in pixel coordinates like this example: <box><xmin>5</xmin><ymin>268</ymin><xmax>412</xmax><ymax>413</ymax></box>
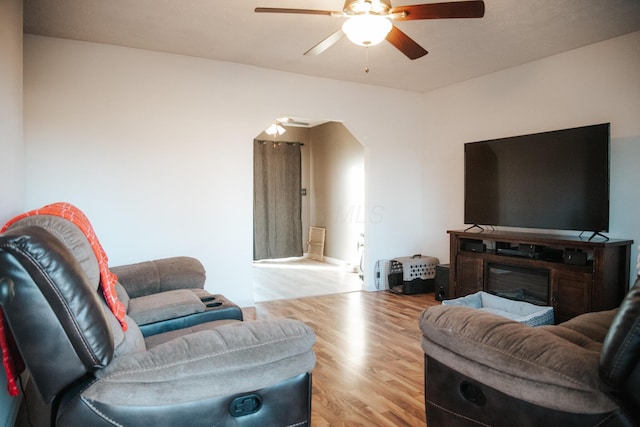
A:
<box><xmin>0</xmin><ymin>202</ymin><xmax>128</xmax><ymax>395</ymax></box>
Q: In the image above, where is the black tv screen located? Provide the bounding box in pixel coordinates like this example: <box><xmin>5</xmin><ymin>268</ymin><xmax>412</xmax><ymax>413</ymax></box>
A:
<box><xmin>464</xmin><ymin>123</ymin><xmax>610</xmax><ymax>232</ymax></box>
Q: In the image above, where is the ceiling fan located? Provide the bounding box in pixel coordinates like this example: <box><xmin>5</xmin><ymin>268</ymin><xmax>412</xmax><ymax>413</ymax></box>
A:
<box><xmin>264</xmin><ymin>117</ymin><xmax>311</xmax><ymax>136</ymax></box>
<box><xmin>255</xmin><ymin>0</ymin><xmax>485</xmax><ymax>60</ymax></box>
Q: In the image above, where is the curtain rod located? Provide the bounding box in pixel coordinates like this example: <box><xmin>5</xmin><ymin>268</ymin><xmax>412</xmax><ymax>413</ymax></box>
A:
<box><xmin>256</xmin><ymin>140</ymin><xmax>304</xmax><ymax>146</ymax></box>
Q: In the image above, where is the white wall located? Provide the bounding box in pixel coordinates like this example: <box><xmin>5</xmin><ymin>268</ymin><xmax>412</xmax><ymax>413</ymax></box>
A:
<box><xmin>0</xmin><ymin>0</ymin><xmax>24</xmax><ymax>223</ymax></box>
<box><xmin>310</xmin><ymin>122</ymin><xmax>364</xmax><ymax>266</ymax></box>
<box><xmin>23</xmin><ymin>30</ymin><xmax>639</xmax><ymax>312</ymax></box>
<box><xmin>23</xmin><ymin>35</ymin><xmax>426</xmax><ymax>305</ymax></box>
<box><xmin>0</xmin><ymin>0</ymin><xmax>24</xmax><ymax>424</ymax></box>
<box><xmin>421</xmin><ymin>31</ymin><xmax>640</xmax><ymax>281</ymax></box>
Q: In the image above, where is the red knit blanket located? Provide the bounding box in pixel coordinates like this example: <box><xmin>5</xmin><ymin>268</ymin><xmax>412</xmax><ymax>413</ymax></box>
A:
<box><xmin>0</xmin><ymin>202</ymin><xmax>128</xmax><ymax>396</ymax></box>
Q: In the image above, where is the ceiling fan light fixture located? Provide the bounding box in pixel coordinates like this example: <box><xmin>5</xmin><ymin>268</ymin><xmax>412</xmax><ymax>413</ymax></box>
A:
<box><xmin>342</xmin><ymin>14</ymin><xmax>392</xmax><ymax>46</ymax></box>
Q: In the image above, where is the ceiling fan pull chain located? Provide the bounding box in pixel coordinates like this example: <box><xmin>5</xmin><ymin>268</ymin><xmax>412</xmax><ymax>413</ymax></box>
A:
<box><xmin>364</xmin><ymin>47</ymin><xmax>370</xmax><ymax>73</ymax></box>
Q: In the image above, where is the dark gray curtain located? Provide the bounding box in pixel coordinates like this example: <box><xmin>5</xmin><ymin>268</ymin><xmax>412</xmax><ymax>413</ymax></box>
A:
<box><xmin>253</xmin><ymin>140</ymin><xmax>303</xmax><ymax>260</ymax></box>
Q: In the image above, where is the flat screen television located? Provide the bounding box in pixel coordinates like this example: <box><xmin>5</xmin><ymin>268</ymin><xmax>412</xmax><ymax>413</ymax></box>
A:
<box><xmin>464</xmin><ymin>123</ymin><xmax>610</xmax><ymax>234</ymax></box>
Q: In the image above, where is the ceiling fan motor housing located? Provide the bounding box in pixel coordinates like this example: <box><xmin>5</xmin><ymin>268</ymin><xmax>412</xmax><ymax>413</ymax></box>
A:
<box><xmin>343</xmin><ymin>0</ymin><xmax>392</xmax><ymax>15</ymax></box>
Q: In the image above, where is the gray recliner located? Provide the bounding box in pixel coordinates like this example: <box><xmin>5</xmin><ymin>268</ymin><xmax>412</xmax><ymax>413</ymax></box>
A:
<box><xmin>0</xmin><ymin>223</ymin><xmax>315</xmax><ymax>426</ymax></box>
<box><xmin>111</xmin><ymin>256</ymin><xmax>244</xmax><ymax>336</ymax></box>
<box><xmin>419</xmin><ymin>265</ymin><xmax>640</xmax><ymax>426</ymax></box>
<box><xmin>4</xmin><ymin>214</ymin><xmax>244</xmax><ymax>338</ymax></box>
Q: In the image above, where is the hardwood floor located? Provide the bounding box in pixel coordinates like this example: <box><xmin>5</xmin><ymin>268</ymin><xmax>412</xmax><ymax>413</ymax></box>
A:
<box><xmin>243</xmin><ymin>290</ymin><xmax>440</xmax><ymax>426</ymax></box>
<box><xmin>253</xmin><ymin>257</ymin><xmax>364</xmax><ymax>302</ymax></box>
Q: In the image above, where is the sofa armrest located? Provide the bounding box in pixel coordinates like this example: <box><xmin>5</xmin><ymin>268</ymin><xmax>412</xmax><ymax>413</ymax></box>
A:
<box><xmin>419</xmin><ymin>305</ymin><xmax>617</xmax><ymax>414</ymax></box>
<box><xmin>88</xmin><ymin>318</ymin><xmax>316</xmax><ymax>403</ymax></box>
<box><xmin>111</xmin><ymin>256</ymin><xmax>206</xmax><ymax>298</ymax></box>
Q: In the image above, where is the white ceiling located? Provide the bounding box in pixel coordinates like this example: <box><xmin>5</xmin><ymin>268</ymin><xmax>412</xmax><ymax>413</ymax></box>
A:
<box><xmin>23</xmin><ymin>0</ymin><xmax>640</xmax><ymax>93</ymax></box>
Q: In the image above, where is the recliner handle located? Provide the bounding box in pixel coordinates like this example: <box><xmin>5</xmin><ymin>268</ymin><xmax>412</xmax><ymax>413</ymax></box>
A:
<box><xmin>229</xmin><ymin>393</ymin><xmax>263</xmax><ymax>417</ymax></box>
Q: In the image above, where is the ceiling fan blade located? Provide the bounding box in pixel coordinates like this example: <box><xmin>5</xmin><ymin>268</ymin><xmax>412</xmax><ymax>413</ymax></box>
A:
<box><xmin>390</xmin><ymin>1</ymin><xmax>485</xmax><ymax>20</ymax></box>
<box><xmin>386</xmin><ymin>25</ymin><xmax>428</xmax><ymax>60</ymax></box>
<box><xmin>304</xmin><ymin>29</ymin><xmax>345</xmax><ymax>56</ymax></box>
<box><xmin>255</xmin><ymin>7</ymin><xmax>337</xmax><ymax>16</ymax></box>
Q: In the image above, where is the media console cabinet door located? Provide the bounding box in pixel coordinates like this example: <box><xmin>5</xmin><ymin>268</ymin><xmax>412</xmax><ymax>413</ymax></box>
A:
<box><xmin>455</xmin><ymin>256</ymin><xmax>484</xmax><ymax>297</ymax></box>
<box><xmin>551</xmin><ymin>270</ymin><xmax>592</xmax><ymax>323</ymax></box>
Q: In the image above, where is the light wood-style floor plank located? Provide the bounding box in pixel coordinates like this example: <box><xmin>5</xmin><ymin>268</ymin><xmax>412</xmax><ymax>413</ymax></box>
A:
<box><xmin>243</xmin><ymin>290</ymin><xmax>439</xmax><ymax>426</ymax></box>
<box><xmin>253</xmin><ymin>257</ymin><xmax>363</xmax><ymax>302</ymax></box>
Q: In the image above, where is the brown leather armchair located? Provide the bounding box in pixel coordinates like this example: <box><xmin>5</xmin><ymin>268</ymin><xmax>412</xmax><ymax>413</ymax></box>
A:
<box><xmin>419</xmin><ymin>269</ymin><xmax>640</xmax><ymax>426</ymax></box>
<box><xmin>0</xmin><ymin>223</ymin><xmax>315</xmax><ymax>426</ymax></box>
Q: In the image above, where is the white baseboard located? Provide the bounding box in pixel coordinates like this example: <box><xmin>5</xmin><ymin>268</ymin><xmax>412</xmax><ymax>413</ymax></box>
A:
<box><xmin>303</xmin><ymin>253</ymin><xmax>359</xmax><ymax>272</ymax></box>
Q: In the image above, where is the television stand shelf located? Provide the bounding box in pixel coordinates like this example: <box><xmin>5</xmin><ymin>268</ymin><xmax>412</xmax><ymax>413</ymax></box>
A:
<box><xmin>447</xmin><ymin>229</ymin><xmax>633</xmax><ymax>323</ymax></box>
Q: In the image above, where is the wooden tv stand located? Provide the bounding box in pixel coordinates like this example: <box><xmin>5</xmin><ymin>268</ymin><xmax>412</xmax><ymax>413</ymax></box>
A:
<box><xmin>448</xmin><ymin>229</ymin><xmax>633</xmax><ymax>323</ymax></box>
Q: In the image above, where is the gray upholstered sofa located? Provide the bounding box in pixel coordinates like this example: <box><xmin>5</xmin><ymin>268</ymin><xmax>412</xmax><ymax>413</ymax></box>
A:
<box><xmin>0</xmin><ymin>214</ymin><xmax>315</xmax><ymax>426</ymax></box>
<box><xmin>111</xmin><ymin>256</ymin><xmax>243</xmax><ymax>337</ymax></box>
<box><xmin>419</xmin><ymin>259</ymin><xmax>640</xmax><ymax>426</ymax></box>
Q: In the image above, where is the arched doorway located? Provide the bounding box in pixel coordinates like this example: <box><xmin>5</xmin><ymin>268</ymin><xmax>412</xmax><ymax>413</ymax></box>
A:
<box><xmin>253</xmin><ymin>120</ymin><xmax>365</xmax><ymax>301</ymax></box>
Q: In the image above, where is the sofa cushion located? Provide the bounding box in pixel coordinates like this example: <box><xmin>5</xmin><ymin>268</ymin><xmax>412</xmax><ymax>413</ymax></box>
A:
<box><xmin>127</xmin><ymin>289</ymin><xmax>206</xmax><ymax>326</ymax></box>
<box><xmin>5</xmin><ymin>215</ymin><xmax>101</xmax><ymax>291</ymax></box>
<box><xmin>115</xmin><ymin>282</ymin><xmax>130</xmax><ymax>312</ymax></box>
<box><xmin>144</xmin><ymin>319</ymin><xmax>241</xmax><ymax>349</ymax></box>
<box><xmin>2</xmin><ymin>203</ymin><xmax>128</xmax><ymax>330</ymax></box>
<box><xmin>540</xmin><ymin>309</ymin><xmax>616</xmax><ymax>353</ymax></box>
<box><xmin>111</xmin><ymin>257</ymin><xmax>206</xmax><ymax>298</ymax></box>
<box><xmin>103</xmin><ymin>306</ymin><xmax>146</xmax><ymax>357</ymax></box>
<box><xmin>600</xmin><ymin>276</ymin><xmax>640</xmax><ymax>388</ymax></box>
<box><xmin>91</xmin><ymin>318</ymin><xmax>316</xmax><ymax>405</ymax></box>
<box><xmin>419</xmin><ymin>305</ymin><xmax>618</xmax><ymax>414</ymax></box>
